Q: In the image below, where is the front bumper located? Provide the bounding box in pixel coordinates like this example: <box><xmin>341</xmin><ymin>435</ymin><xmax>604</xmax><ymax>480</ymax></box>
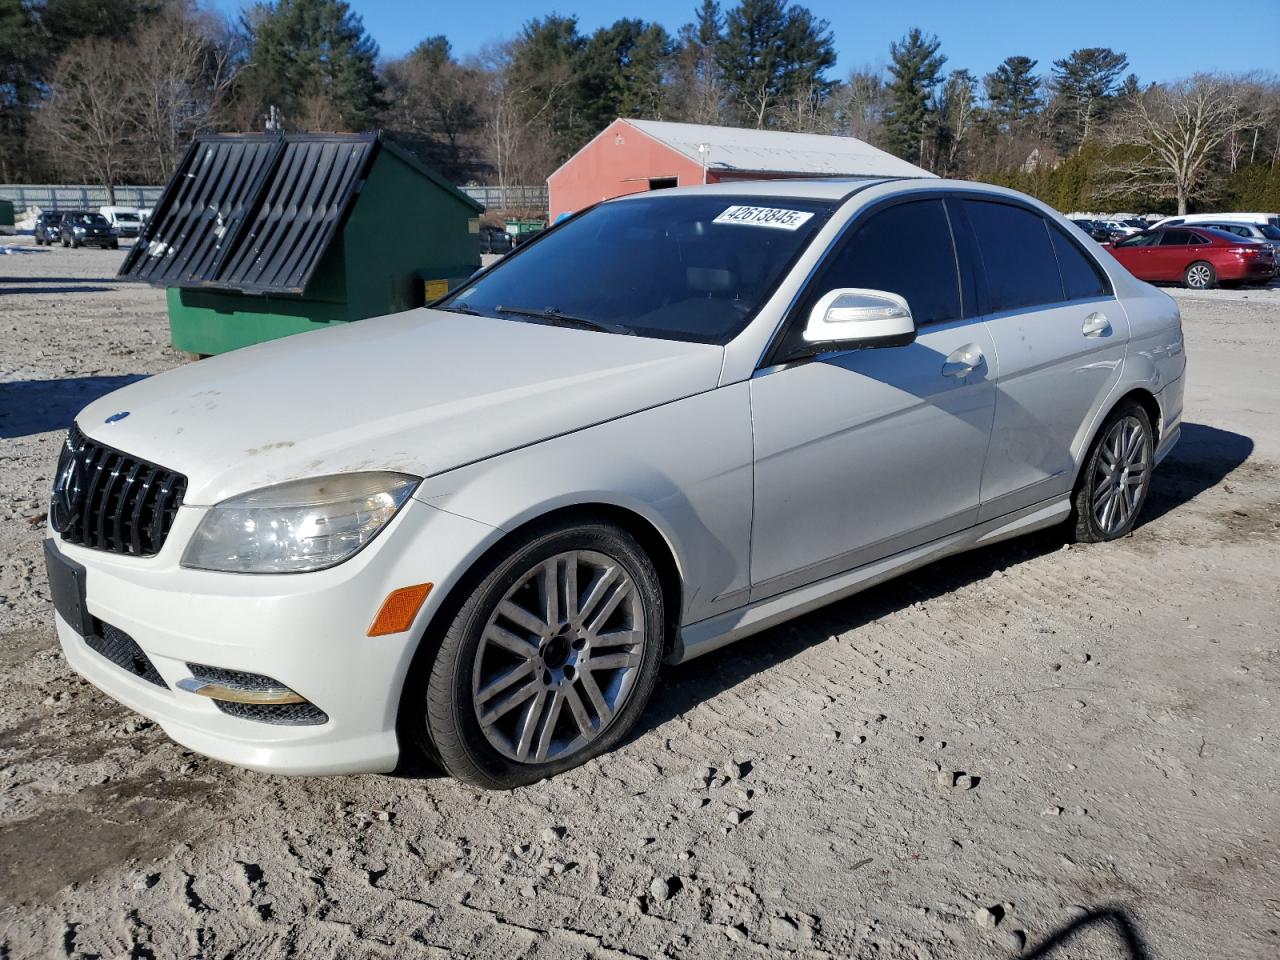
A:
<box><xmin>50</xmin><ymin>498</ymin><xmax>498</xmax><ymax>775</ymax></box>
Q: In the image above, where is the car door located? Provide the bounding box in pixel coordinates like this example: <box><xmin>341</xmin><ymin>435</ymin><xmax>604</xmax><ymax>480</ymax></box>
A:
<box><xmin>956</xmin><ymin>198</ymin><xmax>1128</xmax><ymax>520</ymax></box>
<box><xmin>748</xmin><ymin>197</ymin><xmax>997</xmax><ymax>599</ymax></box>
<box><xmin>1110</xmin><ymin>231</ymin><xmax>1160</xmax><ymax>279</ymax></box>
<box><xmin>1154</xmin><ymin>229</ymin><xmax>1197</xmax><ymax>280</ymax></box>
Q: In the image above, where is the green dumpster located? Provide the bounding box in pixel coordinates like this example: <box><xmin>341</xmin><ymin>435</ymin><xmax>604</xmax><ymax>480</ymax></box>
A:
<box><xmin>119</xmin><ymin>132</ymin><xmax>483</xmax><ymax>355</ymax></box>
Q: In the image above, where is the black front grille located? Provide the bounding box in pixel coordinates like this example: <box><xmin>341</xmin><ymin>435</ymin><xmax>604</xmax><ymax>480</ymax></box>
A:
<box><xmin>53</xmin><ymin>423</ymin><xmax>187</xmax><ymax>556</ymax></box>
<box><xmin>84</xmin><ymin>621</ymin><xmax>168</xmax><ymax>688</ymax></box>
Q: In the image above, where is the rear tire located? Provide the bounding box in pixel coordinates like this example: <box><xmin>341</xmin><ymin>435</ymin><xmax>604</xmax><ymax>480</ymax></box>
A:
<box><xmin>1183</xmin><ymin>261</ymin><xmax>1215</xmax><ymax>289</ymax></box>
<box><xmin>1070</xmin><ymin>401</ymin><xmax>1154</xmax><ymax>543</ymax></box>
<box><xmin>410</xmin><ymin>519</ymin><xmax>665</xmax><ymax>789</ymax></box>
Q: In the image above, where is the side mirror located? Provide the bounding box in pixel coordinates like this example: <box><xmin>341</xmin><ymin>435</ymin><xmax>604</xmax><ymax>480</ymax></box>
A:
<box><xmin>802</xmin><ymin>288</ymin><xmax>917</xmax><ymax>350</ymax></box>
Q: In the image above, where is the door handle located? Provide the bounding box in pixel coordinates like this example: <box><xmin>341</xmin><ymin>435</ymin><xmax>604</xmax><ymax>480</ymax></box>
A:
<box><xmin>942</xmin><ymin>343</ymin><xmax>985</xmax><ymax>378</ymax></box>
<box><xmin>1082</xmin><ymin>312</ymin><xmax>1112</xmax><ymax>337</ymax></box>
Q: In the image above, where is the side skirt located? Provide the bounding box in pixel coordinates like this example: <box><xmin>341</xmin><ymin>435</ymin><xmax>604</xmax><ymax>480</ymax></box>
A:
<box><xmin>668</xmin><ymin>497</ymin><xmax>1070</xmax><ymax>664</ymax></box>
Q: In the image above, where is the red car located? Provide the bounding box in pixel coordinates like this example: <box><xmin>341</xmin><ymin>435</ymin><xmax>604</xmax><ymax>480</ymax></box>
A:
<box><xmin>1104</xmin><ymin>226</ymin><xmax>1276</xmax><ymax>289</ymax></box>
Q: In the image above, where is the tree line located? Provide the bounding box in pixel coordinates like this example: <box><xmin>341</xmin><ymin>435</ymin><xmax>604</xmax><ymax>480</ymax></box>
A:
<box><xmin>4</xmin><ymin>0</ymin><xmax>1279</xmax><ymax>214</ymax></box>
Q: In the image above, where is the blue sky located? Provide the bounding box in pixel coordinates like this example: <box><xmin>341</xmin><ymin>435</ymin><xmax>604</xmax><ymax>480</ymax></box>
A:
<box><xmin>213</xmin><ymin>0</ymin><xmax>1279</xmax><ymax>81</ymax></box>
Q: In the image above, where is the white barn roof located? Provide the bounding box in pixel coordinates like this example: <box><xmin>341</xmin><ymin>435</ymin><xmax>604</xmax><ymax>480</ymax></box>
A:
<box><xmin>625</xmin><ymin>119</ymin><xmax>934</xmax><ymax>179</ymax></box>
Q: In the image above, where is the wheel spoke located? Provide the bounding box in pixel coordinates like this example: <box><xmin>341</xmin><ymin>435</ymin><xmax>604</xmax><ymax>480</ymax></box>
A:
<box><xmin>513</xmin><ymin>688</ymin><xmax>548</xmax><ymax>761</ymax></box>
<box><xmin>564</xmin><ymin>554</ymin><xmax>580</xmax><ymax>623</ymax></box>
<box><xmin>577</xmin><ymin>565</ymin><xmax>621</xmax><ymax>627</ymax></box>
<box><xmin>579</xmin><ymin>669</ymin><xmax>612</xmax><ymax>724</ymax></box>
<box><xmin>479</xmin><ymin>678</ymin><xmax>540</xmax><ymax>727</ymax></box>
<box><xmin>484</xmin><ymin>624</ymin><xmax>539</xmax><ymax>660</ymax></box>
<box><xmin>498</xmin><ymin>600</ymin><xmax>548</xmax><ymax>637</ymax></box>
<box><xmin>476</xmin><ymin>660</ymin><xmax>536</xmax><ymax>705</ymax></box>
<box><xmin>563</xmin><ymin>683</ymin><xmax>596</xmax><ymax>739</ymax></box>
<box><xmin>542</xmin><ymin>559</ymin><xmax>560</xmax><ymax>629</ymax></box>
<box><xmin>592</xmin><ymin>628</ymin><xmax>642</xmax><ymax>649</ymax></box>
<box><xmin>586</xmin><ymin>580</ymin><xmax>632</xmax><ymax>637</ymax></box>
<box><xmin>586</xmin><ymin>651</ymin><xmax>641</xmax><ymax>671</ymax></box>
<box><xmin>533</xmin><ymin>687</ymin><xmax>566</xmax><ymax>762</ymax></box>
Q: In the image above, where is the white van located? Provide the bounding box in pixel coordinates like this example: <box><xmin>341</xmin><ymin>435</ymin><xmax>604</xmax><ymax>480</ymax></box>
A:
<box><xmin>1153</xmin><ymin>212</ymin><xmax>1280</xmax><ymax>230</ymax></box>
<box><xmin>99</xmin><ymin>206</ymin><xmax>143</xmax><ymax>238</ymax></box>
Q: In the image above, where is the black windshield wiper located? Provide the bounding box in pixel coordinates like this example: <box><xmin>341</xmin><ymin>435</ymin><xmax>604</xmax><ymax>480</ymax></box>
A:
<box><xmin>495</xmin><ymin>305</ymin><xmax>633</xmax><ymax>336</ymax></box>
<box><xmin>436</xmin><ymin>303</ymin><xmax>484</xmax><ymax>316</ymax></box>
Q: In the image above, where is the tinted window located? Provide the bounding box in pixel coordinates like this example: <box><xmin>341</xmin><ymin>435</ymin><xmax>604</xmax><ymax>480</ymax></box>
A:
<box><xmin>447</xmin><ymin>194</ymin><xmax>832</xmax><ymax>344</ymax></box>
<box><xmin>811</xmin><ymin>199</ymin><xmax>961</xmax><ymax>327</ymax></box>
<box><xmin>1118</xmin><ymin>232</ymin><xmax>1158</xmax><ymax>247</ymax></box>
<box><xmin>1187</xmin><ymin>232</ymin><xmax>1211</xmax><ymax>245</ymax></box>
<box><xmin>1049</xmin><ymin>226</ymin><xmax>1110</xmax><ymax>300</ymax></box>
<box><xmin>1261</xmin><ymin>225</ymin><xmax>1280</xmax><ymax>241</ymax></box>
<box><xmin>963</xmin><ymin>199</ymin><xmax>1062</xmax><ymax>311</ymax></box>
<box><xmin>1160</xmin><ymin>230</ymin><xmax>1193</xmax><ymax>246</ymax></box>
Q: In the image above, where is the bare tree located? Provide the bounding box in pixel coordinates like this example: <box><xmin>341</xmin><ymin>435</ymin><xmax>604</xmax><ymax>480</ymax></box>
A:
<box><xmin>127</xmin><ymin>5</ymin><xmax>236</xmax><ymax>183</ymax></box>
<box><xmin>1104</xmin><ymin>74</ymin><xmax>1259</xmax><ymax>214</ymax></box>
<box><xmin>35</xmin><ymin>38</ymin><xmax>138</xmax><ymax>204</ymax></box>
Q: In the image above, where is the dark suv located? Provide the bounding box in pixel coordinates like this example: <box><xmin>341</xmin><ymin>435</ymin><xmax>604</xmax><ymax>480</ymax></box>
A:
<box><xmin>34</xmin><ymin>211</ymin><xmax>65</xmax><ymax>245</ymax></box>
<box><xmin>61</xmin><ymin>210</ymin><xmax>118</xmax><ymax>249</ymax></box>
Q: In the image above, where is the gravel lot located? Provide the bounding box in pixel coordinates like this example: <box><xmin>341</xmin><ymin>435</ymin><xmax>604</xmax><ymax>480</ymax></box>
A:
<box><xmin>2</xmin><ymin>236</ymin><xmax>1278</xmax><ymax>959</ymax></box>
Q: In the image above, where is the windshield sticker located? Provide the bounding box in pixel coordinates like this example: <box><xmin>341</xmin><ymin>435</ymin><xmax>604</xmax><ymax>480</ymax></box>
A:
<box><xmin>713</xmin><ymin>205</ymin><xmax>815</xmax><ymax>230</ymax></box>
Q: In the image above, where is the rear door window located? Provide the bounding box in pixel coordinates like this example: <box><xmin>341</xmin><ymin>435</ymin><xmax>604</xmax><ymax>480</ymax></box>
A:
<box><xmin>1049</xmin><ymin>226</ymin><xmax>1112</xmax><ymax>300</ymax></box>
<box><xmin>1160</xmin><ymin>230</ymin><xmax>1193</xmax><ymax>246</ymax></box>
<box><xmin>962</xmin><ymin>199</ymin><xmax>1063</xmax><ymax>311</ymax></box>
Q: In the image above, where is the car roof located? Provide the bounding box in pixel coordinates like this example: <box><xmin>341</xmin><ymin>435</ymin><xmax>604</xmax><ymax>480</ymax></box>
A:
<box><xmin>605</xmin><ymin>176</ymin><xmax>1067</xmax><ymax>207</ymax></box>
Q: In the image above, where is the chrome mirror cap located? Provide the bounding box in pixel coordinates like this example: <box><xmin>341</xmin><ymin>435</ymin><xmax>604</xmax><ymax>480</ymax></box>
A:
<box><xmin>803</xmin><ymin>288</ymin><xmax>916</xmax><ymax>347</ymax></box>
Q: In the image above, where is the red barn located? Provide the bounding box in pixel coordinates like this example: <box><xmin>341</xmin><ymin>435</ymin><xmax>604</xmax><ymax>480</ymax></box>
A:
<box><xmin>548</xmin><ymin>118</ymin><xmax>934</xmax><ymax>220</ymax></box>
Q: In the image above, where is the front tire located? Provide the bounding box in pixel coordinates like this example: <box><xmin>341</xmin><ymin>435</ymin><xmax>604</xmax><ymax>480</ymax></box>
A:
<box><xmin>1183</xmin><ymin>261</ymin><xmax>1215</xmax><ymax>289</ymax></box>
<box><xmin>413</xmin><ymin>520</ymin><xmax>665</xmax><ymax>789</ymax></box>
<box><xmin>1070</xmin><ymin>401</ymin><xmax>1154</xmax><ymax>542</ymax></box>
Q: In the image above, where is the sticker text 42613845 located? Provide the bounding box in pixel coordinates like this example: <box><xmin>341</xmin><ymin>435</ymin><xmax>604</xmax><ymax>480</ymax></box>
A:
<box><xmin>712</xmin><ymin>205</ymin><xmax>816</xmax><ymax>231</ymax></box>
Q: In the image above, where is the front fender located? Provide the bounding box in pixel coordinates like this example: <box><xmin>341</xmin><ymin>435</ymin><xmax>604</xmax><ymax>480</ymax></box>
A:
<box><xmin>412</xmin><ymin>384</ymin><xmax>755</xmax><ymax>625</ymax></box>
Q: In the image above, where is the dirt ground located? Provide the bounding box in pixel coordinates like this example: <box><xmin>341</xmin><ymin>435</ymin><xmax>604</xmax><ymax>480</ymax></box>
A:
<box><xmin>1</xmin><ymin>235</ymin><xmax>1278</xmax><ymax>959</ymax></box>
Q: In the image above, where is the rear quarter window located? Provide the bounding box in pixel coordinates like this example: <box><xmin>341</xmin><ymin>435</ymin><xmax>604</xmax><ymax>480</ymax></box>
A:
<box><xmin>1049</xmin><ymin>226</ymin><xmax>1111</xmax><ymax>301</ymax></box>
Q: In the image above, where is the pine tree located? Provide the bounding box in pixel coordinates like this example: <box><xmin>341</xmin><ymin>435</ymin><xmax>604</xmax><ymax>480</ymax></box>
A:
<box><xmin>985</xmin><ymin>56</ymin><xmax>1040</xmax><ymax>130</ymax></box>
<box><xmin>242</xmin><ymin>0</ymin><xmax>382</xmax><ymax>131</ymax></box>
<box><xmin>884</xmin><ymin>28</ymin><xmax>946</xmax><ymax>165</ymax></box>
<box><xmin>1051</xmin><ymin>47</ymin><xmax>1128</xmax><ymax>148</ymax></box>
<box><xmin>716</xmin><ymin>0</ymin><xmax>835</xmax><ymax>128</ymax></box>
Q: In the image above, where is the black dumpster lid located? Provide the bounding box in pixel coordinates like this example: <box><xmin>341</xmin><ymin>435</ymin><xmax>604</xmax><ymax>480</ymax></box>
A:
<box><xmin>119</xmin><ymin>132</ymin><xmax>380</xmax><ymax>295</ymax></box>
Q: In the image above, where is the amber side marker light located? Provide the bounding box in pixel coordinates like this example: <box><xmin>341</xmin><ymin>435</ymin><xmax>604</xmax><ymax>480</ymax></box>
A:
<box><xmin>368</xmin><ymin>583</ymin><xmax>433</xmax><ymax>636</ymax></box>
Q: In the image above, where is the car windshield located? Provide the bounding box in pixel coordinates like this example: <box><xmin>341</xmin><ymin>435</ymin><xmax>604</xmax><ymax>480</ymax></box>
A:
<box><xmin>76</xmin><ymin>213</ymin><xmax>107</xmax><ymax>225</ymax></box>
<box><xmin>116</xmin><ymin>213</ymin><xmax>138</xmax><ymax>221</ymax></box>
<box><xmin>1258</xmin><ymin>224</ymin><xmax>1280</xmax><ymax>240</ymax></box>
<box><xmin>443</xmin><ymin>194</ymin><xmax>834</xmax><ymax>344</ymax></box>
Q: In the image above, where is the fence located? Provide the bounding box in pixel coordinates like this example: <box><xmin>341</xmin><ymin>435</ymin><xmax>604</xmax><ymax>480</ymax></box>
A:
<box><xmin>458</xmin><ymin>185</ymin><xmax>548</xmax><ymax>212</ymax></box>
<box><xmin>0</xmin><ymin>183</ymin><xmax>547</xmax><ymax>214</ymax></box>
<box><xmin>0</xmin><ymin>184</ymin><xmax>164</xmax><ymax>211</ymax></box>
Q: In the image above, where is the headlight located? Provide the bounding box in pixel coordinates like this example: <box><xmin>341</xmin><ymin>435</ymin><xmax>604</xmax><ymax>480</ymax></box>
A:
<box><xmin>181</xmin><ymin>472</ymin><xmax>419</xmax><ymax>573</ymax></box>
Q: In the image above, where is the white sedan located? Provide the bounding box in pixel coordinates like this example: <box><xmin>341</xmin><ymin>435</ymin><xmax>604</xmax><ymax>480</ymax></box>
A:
<box><xmin>44</xmin><ymin>178</ymin><xmax>1185</xmax><ymax>788</ymax></box>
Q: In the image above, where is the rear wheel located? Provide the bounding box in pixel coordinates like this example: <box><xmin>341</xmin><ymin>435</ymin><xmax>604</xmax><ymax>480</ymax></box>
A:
<box><xmin>1183</xmin><ymin>261</ymin><xmax>1215</xmax><ymax>289</ymax></box>
<box><xmin>412</xmin><ymin>520</ymin><xmax>665</xmax><ymax>789</ymax></box>
<box><xmin>1071</xmin><ymin>401</ymin><xmax>1154</xmax><ymax>542</ymax></box>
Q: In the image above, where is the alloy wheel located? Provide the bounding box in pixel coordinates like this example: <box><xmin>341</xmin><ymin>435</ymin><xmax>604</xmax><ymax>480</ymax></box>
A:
<box><xmin>471</xmin><ymin>550</ymin><xmax>646</xmax><ymax>765</ymax></box>
<box><xmin>1185</xmin><ymin>263</ymin><xmax>1213</xmax><ymax>289</ymax></box>
<box><xmin>1091</xmin><ymin>415</ymin><xmax>1150</xmax><ymax>536</ymax></box>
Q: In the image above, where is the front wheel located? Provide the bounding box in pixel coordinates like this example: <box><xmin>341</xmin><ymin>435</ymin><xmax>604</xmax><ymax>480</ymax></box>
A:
<box><xmin>1071</xmin><ymin>402</ymin><xmax>1154</xmax><ymax>542</ymax></box>
<box><xmin>1183</xmin><ymin>261</ymin><xmax>1215</xmax><ymax>289</ymax></box>
<box><xmin>412</xmin><ymin>520</ymin><xmax>665</xmax><ymax>788</ymax></box>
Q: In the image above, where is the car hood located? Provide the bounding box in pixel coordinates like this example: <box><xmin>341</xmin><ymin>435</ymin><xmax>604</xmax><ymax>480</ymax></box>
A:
<box><xmin>77</xmin><ymin>309</ymin><xmax>725</xmax><ymax>505</ymax></box>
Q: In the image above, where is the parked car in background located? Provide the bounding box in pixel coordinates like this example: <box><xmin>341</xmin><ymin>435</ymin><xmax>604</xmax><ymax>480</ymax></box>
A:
<box><xmin>1191</xmin><ymin>220</ymin><xmax>1280</xmax><ymax>256</ymax></box>
<box><xmin>60</xmin><ymin>211</ymin><xmax>118</xmax><ymax>249</ymax></box>
<box><xmin>100</xmin><ymin>206</ymin><xmax>143</xmax><ymax>238</ymax></box>
<box><xmin>1105</xmin><ymin>226</ymin><xmax>1276</xmax><ymax>289</ymax></box>
<box><xmin>33</xmin><ymin>210</ymin><xmax>65</xmax><ymax>245</ymax></box>
<box><xmin>1071</xmin><ymin>219</ymin><xmax>1114</xmax><ymax>242</ymax></box>
<box><xmin>46</xmin><ymin>178</ymin><xmax>1185</xmax><ymax>787</ymax></box>
<box><xmin>1098</xmin><ymin>219</ymin><xmax>1143</xmax><ymax>237</ymax></box>
<box><xmin>480</xmin><ymin>226</ymin><xmax>513</xmax><ymax>254</ymax></box>
<box><xmin>1153</xmin><ymin>212</ymin><xmax>1280</xmax><ymax>230</ymax></box>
